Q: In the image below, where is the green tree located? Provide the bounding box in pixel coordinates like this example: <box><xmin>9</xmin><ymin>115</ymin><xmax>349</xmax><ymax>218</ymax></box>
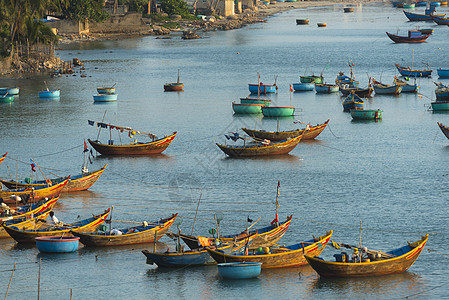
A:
<box><xmin>119</xmin><ymin>0</ymin><xmax>149</xmax><ymax>13</ymax></box>
<box><xmin>160</xmin><ymin>0</ymin><xmax>190</xmax><ymax>17</ymax></box>
<box><xmin>61</xmin><ymin>0</ymin><xmax>109</xmax><ymax>22</ymax></box>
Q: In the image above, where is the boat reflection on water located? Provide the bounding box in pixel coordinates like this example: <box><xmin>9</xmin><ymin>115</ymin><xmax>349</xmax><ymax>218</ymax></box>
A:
<box><xmin>309</xmin><ymin>271</ymin><xmax>424</xmax><ymax>298</ymax></box>
<box><xmin>221</xmin><ymin>153</ymin><xmax>302</xmax><ymax>163</ymax></box>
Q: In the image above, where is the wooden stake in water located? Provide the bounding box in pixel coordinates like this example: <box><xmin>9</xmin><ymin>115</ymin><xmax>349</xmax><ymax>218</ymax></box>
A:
<box><xmin>4</xmin><ymin>262</ymin><xmax>16</xmax><ymax>300</ymax></box>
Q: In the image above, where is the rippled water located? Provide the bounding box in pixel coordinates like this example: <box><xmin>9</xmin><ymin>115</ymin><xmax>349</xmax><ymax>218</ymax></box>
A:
<box><xmin>1</xmin><ymin>2</ymin><xmax>449</xmax><ymax>299</ymax></box>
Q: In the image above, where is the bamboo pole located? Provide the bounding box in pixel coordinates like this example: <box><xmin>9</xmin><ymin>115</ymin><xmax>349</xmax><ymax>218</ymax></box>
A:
<box><xmin>96</xmin><ymin>111</ymin><xmax>107</xmax><ymax>140</ymax></box>
<box><xmin>4</xmin><ymin>263</ymin><xmax>16</xmax><ymax>300</ymax></box>
<box><xmin>32</xmin><ymin>159</ymin><xmax>49</xmax><ymax>185</ymax></box>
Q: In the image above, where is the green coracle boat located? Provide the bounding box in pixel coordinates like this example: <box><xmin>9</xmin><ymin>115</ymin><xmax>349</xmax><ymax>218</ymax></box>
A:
<box><xmin>350</xmin><ymin>109</ymin><xmax>383</xmax><ymax>120</ymax></box>
<box><xmin>232</xmin><ymin>102</ymin><xmax>263</xmax><ymax>114</ymax></box>
<box><xmin>0</xmin><ymin>95</ymin><xmax>14</xmax><ymax>103</ymax></box>
<box><xmin>262</xmin><ymin>106</ymin><xmax>295</xmax><ymax>117</ymax></box>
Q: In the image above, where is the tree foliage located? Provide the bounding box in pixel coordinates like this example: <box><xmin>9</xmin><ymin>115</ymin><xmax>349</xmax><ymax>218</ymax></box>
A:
<box><xmin>160</xmin><ymin>0</ymin><xmax>190</xmax><ymax>17</ymax></box>
<box><xmin>119</xmin><ymin>0</ymin><xmax>149</xmax><ymax>13</ymax></box>
<box><xmin>61</xmin><ymin>0</ymin><xmax>109</xmax><ymax>22</ymax></box>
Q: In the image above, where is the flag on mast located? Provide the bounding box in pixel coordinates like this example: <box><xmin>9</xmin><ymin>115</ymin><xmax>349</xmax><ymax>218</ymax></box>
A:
<box><xmin>30</xmin><ymin>159</ymin><xmax>36</xmax><ymax>172</ymax></box>
<box><xmin>276</xmin><ymin>180</ymin><xmax>280</xmax><ymax>207</ymax></box>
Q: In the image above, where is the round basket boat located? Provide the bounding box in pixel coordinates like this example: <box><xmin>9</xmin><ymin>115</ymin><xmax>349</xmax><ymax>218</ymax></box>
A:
<box><xmin>35</xmin><ymin>236</ymin><xmax>80</xmax><ymax>253</ymax></box>
<box><xmin>344</xmin><ymin>7</ymin><xmax>355</xmax><ymax>12</ymax></box>
<box><xmin>217</xmin><ymin>262</ymin><xmax>262</xmax><ymax>279</ymax></box>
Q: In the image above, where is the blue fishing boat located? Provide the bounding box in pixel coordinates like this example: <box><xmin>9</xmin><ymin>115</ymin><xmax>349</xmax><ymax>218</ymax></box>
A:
<box><xmin>437</xmin><ymin>68</ymin><xmax>449</xmax><ymax>78</ymax></box>
<box><xmin>35</xmin><ymin>236</ymin><xmax>80</xmax><ymax>253</ymax></box>
<box><xmin>0</xmin><ymin>87</ymin><xmax>19</xmax><ymax>95</ymax></box>
<box><xmin>394</xmin><ymin>77</ymin><xmax>419</xmax><ymax>93</ymax></box>
<box><xmin>93</xmin><ymin>93</ymin><xmax>118</xmax><ymax>102</ymax></box>
<box><xmin>335</xmin><ymin>72</ymin><xmax>360</xmax><ymax>87</ymax></box>
<box><xmin>403</xmin><ymin>10</ymin><xmax>445</xmax><ymax>21</ymax></box>
<box><xmin>315</xmin><ymin>83</ymin><xmax>339</xmax><ymax>93</ymax></box>
<box><xmin>248</xmin><ymin>83</ymin><xmax>277</xmax><ymax>94</ymax></box>
<box><xmin>232</xmin><ymin>102</ymin><xmax>263</xmax><ymax>114</ymax></box>
<box><xmin>431</xmin><ymin>101</ymin><xmax>449</xmax><ymax>111</ymax></box>
<box><xmin>217</xmin><ymin>262</ymin><xmax>262</xmax><ymax>279</ymax></box>
<box><xmin>240</xmin><ymin>97</ymin><xmax>271</xmax><ymax>106</ymax></box>
<box><xmin>416</xmin><ymin>1</ymin><xmax>428</xmax><ymax>6</ymax></box>
<box><xmin>39</xmin><ymin>89</ymin><xmax>60</xmax><ymax>98</ymax></box>
<box><xmin>431</xmin><ymin>15</ymin><xmax>449</xmax><ymax>25</ymax></box>
<box><xmin>430</xmin><ymin>2</ymin><xmax>441</xmax><ymax>7</ymax></box>
<box><xmin>342</xmin><ymin>92</ymin><xmax>364</xmax><ymax>111</ymax></box>
<box><xmin>292</xmin><ymin>82</ymin><xmax>314</xmax><ymax>91</ymax></box>
<box><xmin>395</xmin><ymin>64</ymin><xmax>432</xmax><ymax>77</ymax></box>
<box><xmin>402</xmin><ymin>3</ymin><xmax>415</xmax><ymax>8</ymax></box>
<box><xmin>0</xmin><ymin>95</ymin><xmax>14</xmax><ymax>103</ymax></box>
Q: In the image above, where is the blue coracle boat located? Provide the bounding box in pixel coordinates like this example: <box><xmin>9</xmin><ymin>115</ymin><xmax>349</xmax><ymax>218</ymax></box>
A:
<box><xmin>292</xmin><ymin>82</ymin><xmax>315</xmax><ymax>91</ymax></box>
<box><xmin>217</xmin><ymin>262</ymin><xmax>262</xmax><ymax>279</ymax></box>
<box><xmin>39</xmin><ymin>89</ymin><xmax>60</xmax><ymax>98</ymax></box>
<box><xmin>437</xmin><ymin>68</ymin><xmax>449</xmax><ymax>78</ymax></box>
<box><xmin>248</xmin><ymin>83</ymin><xmax>277</xmax><ymax>94</ymax></box>
<box><xmin>0</xmin><ymin>87</ymin><xmax>19</xmax><ymax>95</ymax></box>
<box><xmin>93</xmin><ymin>93</ymin><xmax>118</xmax><ymax>102</ymax></box>
<box><xmin>35</xmin><ymin>236</ymin><xmax>80</xmax><ymax>253</ymax></box>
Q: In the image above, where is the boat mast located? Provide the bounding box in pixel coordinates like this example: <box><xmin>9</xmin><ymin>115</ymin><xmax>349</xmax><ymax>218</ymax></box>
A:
<box><xmin>177</xmin><ymin>69</ymin><xmax>180</xmax><ymax>84</ymax></box>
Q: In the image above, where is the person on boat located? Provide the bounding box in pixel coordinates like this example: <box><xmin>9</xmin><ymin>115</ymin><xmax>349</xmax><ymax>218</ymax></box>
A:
<box><xmin>110</xmin><ymin>228</ymin><xmax>123</xmax><ymax>235</ymax></box>
<box><xmin>49</xmin><ymin>211</ymin><xmax>63</xmax><ymax>226</ymax></box>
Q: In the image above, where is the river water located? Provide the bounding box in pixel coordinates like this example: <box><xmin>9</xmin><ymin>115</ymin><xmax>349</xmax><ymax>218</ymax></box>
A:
<box><xmin>1</xmin><ymin>2</ymin><xmax>449</xmax><ymax>299</ymax></box>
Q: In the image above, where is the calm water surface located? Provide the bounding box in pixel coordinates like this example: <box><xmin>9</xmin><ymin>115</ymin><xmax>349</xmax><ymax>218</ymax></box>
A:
<box><xmin>1</xmin><ymin>2</ymin><xmax>449</xmax><ymax>299</ymax></box>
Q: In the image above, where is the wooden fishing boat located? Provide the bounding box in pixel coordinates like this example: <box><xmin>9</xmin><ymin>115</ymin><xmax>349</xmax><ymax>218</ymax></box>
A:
<box><xmin>87</xmin><ymin>120</ymin><xmax>177</xmax><ymax>155</ymax></box>
<box><xmin>300</xmin><ymin>75</ymin><xmax>323</xmax><ymax>84</ymax></box>
<box><xmin>386</xmin><ymin>31</ymin><xmax>431</xmax><ymax>43</ymax></box>
<box><xmin>240</xmin><ymin>97</ymin><xmax>271</xmax><ymax>106</ymax></box>
<box><xmin>344</xmin><ymin>7</ymin><xmax>355</xmax><ymax>12</ymax></box>
<box><xmin>0</xmin><ymin>95</ymin><xmax>14</xmax><ymax>103</ymax></box>
<box><xmin>394</xmin><ymin>77</ymin><xmax>419</xmax><ymax>93</ymax></box>
<box><xmin>206</xmin><ymin>231</ymin><xmax>332</xmax><ymax>268</ymax></box>
<box><xmin>372</xmin><ymin>79</ymin><xmax>402</xmax><ymax>95</ymax></box>
<box><xmin>0</xmin><ymin>87</ymin><xmax>19</xmax><ymax>95</ymax></box>
<box><xmin>164</xmin><ymin>70</ymin><xmax>184</xmax><ymax>91</ymax></box>
<box><xmin>179</xmin><ymin>215</ymin><xmax>293</xmax><ymax>250</ymax></box>
<box><xmin>296</xmin><ymin>19</ymin><xmax>309</xmax><ymax>25</ymax></box>
<box><xmin>292</xmin><ymin>83</ymin><xmax>315</xmax><ymax>91</ymax></box>
<box><xmin>403</xmin><ymin>10</ymin><xmax>445</xmax><ymax>21</ymax></box>
<box><xmin>435</xmin><ymin>82</ymin><xmax>449</xmax><ymax>101</ymax></box>
<box><xmin>71</xmin><ymin>214</ymin><xmax>177</xmax><ymax>246</ymax></box>
<box><xmin>339</xmin><ymin>86</ymin><xmax>374</xmax><ymax>97</ymax></box>
<box><xmin>0</xmin><ymin>178</ymin><xmax>69</xmax><ymax>205</ymax></box>
<box><xmin>304</xmin><ymin>234</ymin><xmax>428</xmax><ymax>277</ymax></box>
<box><xmin>315</xmin><ymin>83</ymin><xmax>339</xmax><ymax>93</ymax></box>
<box><xmin>248</xmin><ymin>83</ymin><xmax>277</xmax><ymax>94</ymax></box>
<box><xmin>232</xmin><ymin>102</ymin><xmax>263</xmax><ymax>114</ymax></box>
<box><xmin>437</xmin><ymin>122</ymin><xmax>449</xmax><ymax>139</ymax></box>
<box><xmin>217</xmin><ymin>134</ymin><xmax>302</xmax><ymax>157</ymax></box>
<box><xmin>395</xmin><ymin>64</ymin><xmax>432</xmax><ymax>77</ymax></box>
<box><xmin>262</xmin><ymin>106</ymin><xmax>295</xmax><ymax>117</ymax></box>
<box><xmin>417</xmin><ymin>28</ymin><xmax>433</xmax><ymax>35</ymax></box>
<box><xmin>2</xmin><ymin>208</ymin><xmax>111</xmax><ymax>244</ymax></box>
<box><xmin>317</xmin><ymin>23</ymin><xmax>327</xmax><ymax>27</ymax></box>
<box><xmin>437</xmin><ymin>68</ymin><xmax>449</xmax><ymax>78</ymax></box>
<box><xmin>350</xmin><ymin>109</ymin><xmax>383</xmax><ymax>120</ymax></box>
<box><xmin>343</xmin><ymin>92</ymin><xmax>364</xmax><ymax>111</ymax></box>
<box><xmin>0</xmin><ymin>196</ymin><xmax>59</xmax><ymax>238</ymax></box>
<box><xmin>0</xmin><ymin>164</ymin><xmax>107</xmax><ymax>192</ymax></box>
<box><xmin>0</xmin><ymin>152</ymin><xmax>6</xmax><ymax>166</ymax></box>
<box><xmin>38</xmin><ymin>89</ymin><xmax>60</xmax><ymax>98</ymax></box>
<box><xmin>97</xmin><ymin>86</ymin><xmax>116</xmax><ymax>94</ymax></box>
<box><xmin>217</xmin><ymin>262</ymin><xmax>262</xmax><ymax>279</ymax></box>
<box><xmin>242</xmin><ymin>120</ymin><xmax>329</xmax><ymax>141</ymax></box>
<box><xmin>36</xmin><ymin>236</ymin><xmax>80</xmax><ymax>253</ymax></box>
<box><xmin>93</xmin><ymin>93</ymin><xmax>118</xmax><ymax>102</ymax></box>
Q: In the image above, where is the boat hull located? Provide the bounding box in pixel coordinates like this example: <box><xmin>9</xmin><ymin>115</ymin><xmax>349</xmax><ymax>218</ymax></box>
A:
<box><xmin>386</xmin><ymin>32</ymin><xmax>430</xmax><ymax>43</ymax></box>
<box><xmin>164</xmin><ymin>83</ymin><xmax>184</xmax><ymax>91</ymax></box>
<box><xmin>305</xmin><ymin>235</ymin><xmax>428</xmax><ymax>277</ymax></box>
<box><xmin>437</xmin><ymin>69</ymin><xmax>449</xmax><ymax>78</ymax></box>
<box><xmin>240</xmin><ymin>97</ymin><xmax>271</xmax><ymax>106</ymax></box>
<box><xmin>248</xmin><ymin>84</ymin><xmax>277</xmax><ymax>94</ymax></box>
<box><xmin>88</xmin><ymin>132</ymin><xmax>177</xmax><ymax>155</ymax></box>
<box><xmin>340</xmin><ymin>86</ymin><xmax>374</xmax><ymax>97</ymax></box>
<box><xmin>36</xmin><ymin>236</ymin><xmax>80</xmax><ymax>253</ymax></box>
<box><xmin>93</xmin><ymin>93</ymin><xmax>118</xmax><ymax>102</ymax></box>
<box><xmin>262</xmin><ymin>106</ymin><xmax>295</xmax><ymax>117</ymax></box>
<box><xmin>0</xmin><ymin>87</ymin><xmax>19</xmax><ymax>95</ymax></box>
<box><xmin>431</xmin><ymin>15</ymin><xmax>449</xmax><ymax>25</ymax></box>
<box><xmin>395</xmin><ymin>64</ymin><xmax>432</xmax><ymax>77</ymax></box>
<box><xmin>0</xmin><ymin>95</ymin><xmax>14</xmax><ymax>103</ymax></box>
<box><xmin>315</xmin><ymin>84</ymin><xmax>339</xmax><ymax>93</ymax></box>
<box><xmin>39</xmin><ymin>89</ymin><xmax>60</xmax><ymax>98</ymax></box>
<box><xmin>241</xmin><ymin>120</ymin><xmax>329</xmax><ymax>141</ymax></box>
<box><xmin>218</xmin><ymin>262</ymin><xmax>262</xmax><ymax>279</ymax></box>
<box><xmin>431</xmin><ymin>101</ymin><xmax>449</xmax><ymax>111</ymax></box>
<box><xmin>373</xmin><ymin>84</ymin><xmax>402</xmax><ymax>95</ymax></box>
<box><xmin>72</xmin><ymin>214</ymin><xmax>177</xmax><ymax>247</ymax></box>
<box><xmin>232</xmin><ymin>102</ymin><xmax>263</xmax><ymax>114</ymax></box>
<box><xmin>142</xmin><ymin>248</ymin><xmax>216</xmax><ymax>267</ymax></box>
<box><xmin>350</xmin><ymin>109</ymin><xmax>383</xmax><ymax>120</ymax></box>
<box><xmin>437</xmin><ymin>122</ymin><xmax>449</xmax><ymax>139</ymax></box>
<box><xmin>216</xmin><ymin>135</ymin><xmax>302</xmax><ymax>157</ymax></box>
<box><xmin>292</xmin><ymin>83</ymin><xmax>315</xmax><ymax>91</ymax></box>
<box><xmin>0</xmin><ymin>178</ymin><xmax>69</xmax><ymax>204</ymax></box>
<box><xmin>403</xmin><ymin>10</ymin><xmax>445</xmax><ymax>21</ymax></box>
<box><xmin>207</xmin><ymin>231</ymin><xmax>332</xmax><ymax>268</ymax></box>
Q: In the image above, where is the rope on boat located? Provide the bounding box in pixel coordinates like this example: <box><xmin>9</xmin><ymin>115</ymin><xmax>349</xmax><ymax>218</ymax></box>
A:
<box><xmin>4</xmin><ymin>156</ymin><xmax>65</xmax><ymax>172</ymax></box>
<box><xmin>326</xmin><ymin>123</ymin><xmax>341</xmax><ymax>139</ymax></box>
<box><xmin>403</xmin><ymin>281</ymin><xmax>449</xmax><ymax>299</ymax></box>
<box><xmin>427</xmin><ymin>248</ymin><xmax>449</xmax><ymax>259</ymax></box>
